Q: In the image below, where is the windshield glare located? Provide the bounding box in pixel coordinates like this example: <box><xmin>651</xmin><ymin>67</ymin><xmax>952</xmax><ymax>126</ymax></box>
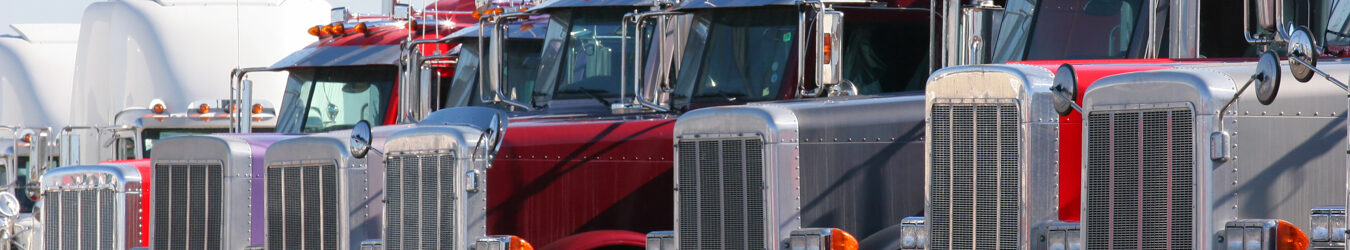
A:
<box><xmin>279</xmin><ymin>67</ymin><xmax>396</xmax><ymax>133</ymax></box>
<box><xmin>1023</xmin><ymin>0</ymin><xmax>1143</xmax><ymax>60</ymax></box>
<box><xmin>675</xmin><ymin>8</ymin><xmax>795</xmax><ymax>105</ymax></box>
<box><xmin>547</xmin><ymin>8</ymin><xmax>650</xmax><ymax>101</ymax></box>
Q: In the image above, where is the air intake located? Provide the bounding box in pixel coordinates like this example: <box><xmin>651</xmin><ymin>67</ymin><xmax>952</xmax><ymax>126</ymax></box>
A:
<box><xmin>927</xmin><ymin>102</ymin><xmax>1021</xmax><ymax>249</ymax></box>
<box><xmin>676</xmin><ymin>137</ymin><xmax>767</xmax><ymax>249</ymax></box>
<box><xmin>385</xmin><ymin>153</ymin><xmax>457</xmax><ymax>250</ymax></box>
<box><xmin>1084</xmin><ymin>107</ymin><xmax>1194</xmax><ymax>249</ymax></box>
<box><xmin>152</xmin><ymin>163</ymin><xmax>223</xmax><ymax>250</ymax></box>
<box><xmin>265</xmin><ymin>163</ymin><xmax>339</xmax><ymax>249</ymax></box>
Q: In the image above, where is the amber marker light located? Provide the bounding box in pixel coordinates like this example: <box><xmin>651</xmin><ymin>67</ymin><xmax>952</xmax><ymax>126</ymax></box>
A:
<box><xmin>252</xmin><ymin>104</ymin><xmax>264</xmax><ymax>115</ymax></box>
<box><xmin>509</xmin><ymin>236</ymin><xmax>533</xmax><ymax>250</ymax></box>
<box><xmin>151</xmin><ymin>103</ymin><xmax>166</xmax><ymax>114</ymax></box>
<box><xmin>831</xmin><ymin>228</ymin><xmax>858</xmax><ymax>250</ymax></box>
<box><xmin>822</xmin><ymin>33</ymin><xmax>833</xmax><ymax>64</ymax></box>
<box><xmin>354</xmin><ymin>22</ymin><xmax>369</xmax><ymax>35</ymax></box>
<box><xmin>198</xmin><ymin>104</ymin><xmax>211</xmax><ymax>114</ymax></box>
<box><xmin>21</xmin><ymin>134</ymin><xmax>31</xmax><ymax>143</ymax></box>
<box><xmin>308</xmin><ymin>25</ymin><xmax>322</xmax><ymax>36</ymax></box>
<box><xmin>1278</xmin><ymin>220</ymin><xmax>1310</xmax><ymax>250</ymax></box>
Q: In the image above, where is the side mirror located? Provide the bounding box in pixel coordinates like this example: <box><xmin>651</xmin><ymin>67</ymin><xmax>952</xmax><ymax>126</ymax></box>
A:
<box><xmin>481</xmin><ymin>15</ymin><xmax>535</xmax><ymax>110</ymax></box>
<box><xmin>0</xmin><ymin>191</ymin><xmax>18</xmax><ymax>218</ymax></box>
<box><xmin>1254</xmin><ymin>0</ymin><xmax>1278</xmax><ymax>33</ymax></box>
<box><xmin>1051</xmin><ymin>64</ymin><xmax>1081</xmax><ymax>116</ymax></box>
<box><xmin>1255</xmin><ymin>51</ymin><xmax>1282</xmax><ymax>105</ymax></box>
<box><xmin>1244</xmin><ymin>0</ymin><xmax>1283</xmax><ymax>43</ymax></box>
<box><xmin>331</xmin><ymin>7</ymin><xmax>350</xmax><ymax>23</ymax></box>
<box><xmin>350</xmin><ymin>120</ymin><xmax>373</xmax><ymax>159</ymax></box>
<box><xmin>1286</xmin><ymin>25</ymin><xmax>1318</xmax><ymax>83</ymax></box>
<box><xmin>393</xmin><ymin>3</ymin><xmax>411</xmax><ymax>19</ymax></box>
<box><xmin>815</xmin><ymin>10</ymin><xmax>844</xmax><ymax>90</ymax></box>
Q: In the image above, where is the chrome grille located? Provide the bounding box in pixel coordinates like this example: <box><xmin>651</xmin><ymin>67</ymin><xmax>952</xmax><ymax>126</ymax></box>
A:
<box><xmin>43</xmin><ymin>189</ymin><xmax>118</xmax><ymax>250</ymax></box>
<box><xmin>266</xmin><ymin>164</ymin><xmax>338</xmax><ymax>249</ymax></box>
<box><xmin>385</xmin><ymin>153</ymin><xmax>457</xmax><ymax>250</ymax></box>
<box><xmin>152</xmin><ymin>163</ymin><xmax>223</xmax><ymax>250</ymax></box>
<box><xmin>676</xmin><ymin>138</ymin><xmax>766</xmax><ymax>249</ymax></box>
<box><xmin>1085</xmin><ymin>108</ymin><xmax>1194</xmax><ymax>249</ymax></box>
<box><xmin>928</xmin><ymin>102</ymin><xmax>1021</xmax><ymax>249</ymax></box>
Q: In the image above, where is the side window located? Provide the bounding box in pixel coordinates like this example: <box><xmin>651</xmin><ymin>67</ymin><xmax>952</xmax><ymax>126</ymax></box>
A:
<box><xmin>841</xmin><ymin>10</ymin><xmax>931</xmax><ymax>94</ymax></box>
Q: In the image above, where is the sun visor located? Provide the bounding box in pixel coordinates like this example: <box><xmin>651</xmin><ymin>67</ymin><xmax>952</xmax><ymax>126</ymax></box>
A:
<box><xmin>268</xmin><ymin>44</ymin><xmax>401</xmax><ymax>69</ymax></box>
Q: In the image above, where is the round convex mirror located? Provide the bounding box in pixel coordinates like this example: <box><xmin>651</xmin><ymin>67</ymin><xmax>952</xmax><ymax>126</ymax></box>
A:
<box><xmin>1052</xmin><ymin>64</ymin><xmax>1080</xmax><ymax>116</ymax></box>
<box><xmin>349</xmin><ymin>120</ymin><xmax>373</xmax><ymax>159</ymax></box>
<box><xmin>1255</xmin><ymin>51</ymin><xmax>1282</xmax><ymax>105</ymax></box>
<box><xmin>0</xmin><ymin>191</ymin><xmax>19</xmax><ymax>218</ymax></box>
<box><xmin>1287</xmin><ymin>25</ymin><xmax>1318</xmax><ymax>83</ymax></box>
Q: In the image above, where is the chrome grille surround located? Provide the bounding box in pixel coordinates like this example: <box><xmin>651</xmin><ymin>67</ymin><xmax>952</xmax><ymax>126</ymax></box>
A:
<box><xmin>264</xmin><ymin>134</ymin><xmax>391</xmax><ymax>250</ymax></box>
<box><xmin>382</xmin><ymin>125</ymin><xmax>489</xmax><ymax>250</ymax></box>
<box><xmin>148</xmin><ymin>135</ymin><xmax>257</xmax><ymax>250</ymax></box>
<box><xmin>264</xmin><ymin>161</ymin><xmax>339</xmax><ymax>249</ymax></box>
<box><xmin>1083</xmin><ymin>104</ymin><xmax>1195</xmax><ymax>249</ymax></box>
<box><xmin>923</xmin><ymin>65</ymin><xmax>1060</xmax><ymax>249</ymax></box>
<box><xmin>671</xmin><ymin>105</ymin><xmax>800</xmax><ymax>250</ymax></box>
<box><xmin>675</xmin><ymin>135</ymin><xmax>768</xmax><ymax>249</ymax></box>
<box><xmin>39</xmin><ymin>164</ymin><xmax>143</xmax><ymax>250</ymax></box>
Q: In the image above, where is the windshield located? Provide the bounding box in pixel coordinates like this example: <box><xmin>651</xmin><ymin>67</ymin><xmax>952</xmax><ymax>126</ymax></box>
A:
<box><xmin>543</xmin><ymin>8</ymin><xmax>650</xmax><ymax>101</ymax></box>
<box><xmin>278</xmin><ymin>67</ymin><xmax>396</xmax><ymax>133</ymax></box>
<box><xmin>1022</xmin><ymin>0</ymin><xmax>1144</xmax><ymax>60</ymax></box>
<box><xmin>674</xmin><ymin>8</ymin><xmax>795</xmax><ymax>106</ymax></box>
<box><xmin>445</xmin><ymin>40</ymin><xmax>545</xmax><ymax>109</ymax></box>
<box><xmin>138</xmin><ymin>128</ymin><xmax>271</xmax><ymax>157</ymax></box>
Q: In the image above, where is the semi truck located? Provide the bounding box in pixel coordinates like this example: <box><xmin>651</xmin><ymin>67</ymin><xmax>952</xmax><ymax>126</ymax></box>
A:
<box><xmin>144</xmin><ymin>0</ymin><xmax>549</xmax><ymax>249</ymax></box>
<box><xmin>913</xmin><ymin>1</ymin><xmax>1350</xmax><ymax>249</ymax></box>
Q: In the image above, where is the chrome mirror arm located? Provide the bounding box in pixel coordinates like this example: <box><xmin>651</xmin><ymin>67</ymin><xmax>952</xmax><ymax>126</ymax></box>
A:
<box><xmin>1287</xmin><ymin>56</ymin><xmax>1350</xmax><ymax>91</ymax></box>
<box><xmin>1049</xmin><ymin>87</ymin><xmax>1085</xmax><ymax>114</ymax></box>
<box><xmin>481</xmin><ymin>13</ymin><xmax>537</xmax><ymax>111</ymax></box>
<box><xmin>620</xmin><ymin>10</ymin><xmax>682</xmax><ymax>113</ymax></box>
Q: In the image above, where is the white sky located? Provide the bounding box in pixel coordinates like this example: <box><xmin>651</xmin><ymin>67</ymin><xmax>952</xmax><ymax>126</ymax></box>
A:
<box><xmin>0</xmin><ymin>0</ymin><xmax>386</xmax><ymax>35</ymax></box>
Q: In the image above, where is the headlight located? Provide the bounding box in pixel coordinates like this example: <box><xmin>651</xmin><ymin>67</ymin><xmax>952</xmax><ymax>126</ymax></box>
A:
<box><xmin>475</xmin><ymin>235</ymin><xmax>534</xmax><ymax>250</ymax></box>
<box><xmin>788</xmin><ymin>228</ymin><xmax>858</xmax><ymax>250</ymax></box>
<box><xmin>645</xmin><ymin>230</ymin><xmax>674</xmax><ymax>250</ymax></box>
<box><xmin>1223</xmin><ymin>219</ymin><xmax>1308</xmax><ymax>250</ymax></box>
<box><xmin>900</xmin><ymin>217</ymin><xmax>926</xmax><ymax>249</ymax></box>
<box><xmin>1311</xmin><ymin>206</ymin><xmax>1346</xmax><ymax>248</ymax></box>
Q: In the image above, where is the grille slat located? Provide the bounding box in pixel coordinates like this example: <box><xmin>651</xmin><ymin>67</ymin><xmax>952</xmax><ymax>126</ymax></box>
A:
<box><xmin>43</xmin><ymin>189</ymin><xmax>121</xmax><ymax>250</ymax></box>
<box><xmin>1085</xmin><ymin>108</ymin><xmax>1194</xmax><ymax>249</ymax></box>
<box><xmin>677</xmin><ymin>138</ymin><xmax>766</xmax><ymax>249</ymax></box>
<box><xmin>266</xmin><ymin>164</ymin><xmax>338</xmax><ymax>249</ymax></box>
<box><xmin>152</xmin><ymin>163</ymin><xmax>223</xmax><ymax>250</ymax></box>
<box><xmin>928</xmin><ymin>102</ymin><xmax>1020</xmax><ymax>249</ymax></box>
<box><xmin>385</xmin><ymin>153</ymin><xmax>458</xmax><ymax>250</ymax></box>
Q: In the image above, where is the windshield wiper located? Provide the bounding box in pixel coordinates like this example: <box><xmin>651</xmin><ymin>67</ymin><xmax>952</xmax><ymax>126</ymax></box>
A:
<box><xmin>559</xmin><ymin>87</ymin><xmax>612</xmax><ymax>107</ymax></box>
<box><xmin>694</xmin><ymin>90</ymin><xmax>744</xmax><ymax>102</ymax></box>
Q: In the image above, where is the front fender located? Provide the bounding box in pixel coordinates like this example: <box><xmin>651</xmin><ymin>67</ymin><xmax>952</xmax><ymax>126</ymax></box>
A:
<box><xmin>539</xmin><ymin>230</ymin><xmax>646</xmax><ymax>250</ymax></box>
<box><xmin>859</xmin><ymin>223</ymin><xmax>905</xmax><ymax>250</ymax></box>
